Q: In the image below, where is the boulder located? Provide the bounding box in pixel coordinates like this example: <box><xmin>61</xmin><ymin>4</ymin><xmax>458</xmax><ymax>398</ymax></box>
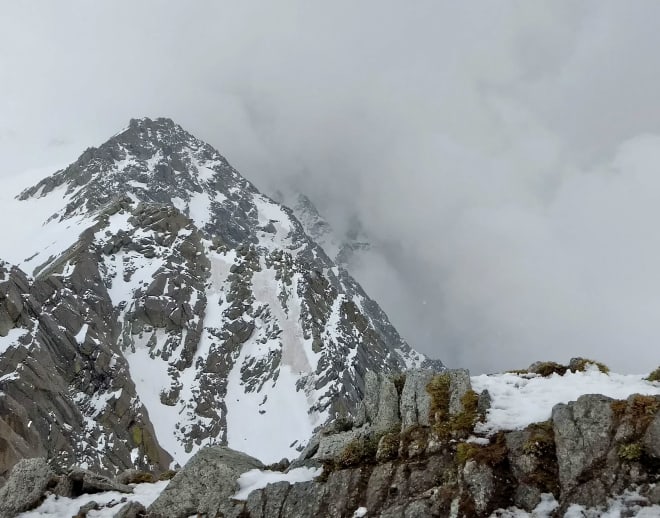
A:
<box><xmin>463</xmin><ymin>460</ymin><xmax>494</xmax><ymax>514</ymax></box>
<box><xmin>147</xmin><ymin>446</ymin><xmax>263</xmax><ymax>518</ymax></box>
<box><xmin>446</xmin><ymin>369</ymin><xmax>471</xmax><ymax>416</ymax></box>
<box><xmin>399</xmin><ymin>369</ymin><xmax>435</xmax><ymax>429</ymax></box>
<box><xmin>643</xmin><ymin>412</ymin><xmax>660</xmax><ymax>458</ymax></box>
<box><xmin>552</xmin><ymin>394</ymin><xmax>614</xmax><ymax>504</ymax></box>
<box><xmin>67</xmin><ymin>467</ymin><xmax>133</xmax><ymax>496</ymax></box>
<box><xmin>313</xmin><ymin>428</ymin><xmax>369</xmax><ymax>462</ymax></box>
<box><xmin>0</xmin><ymin>458</ymin><xmax>55</xmax><ymax>516</ymax></box>
<box><xmin>373</xmin><ymin>377</ymin><xmax>401</xmax><ymax>433</ymax></box>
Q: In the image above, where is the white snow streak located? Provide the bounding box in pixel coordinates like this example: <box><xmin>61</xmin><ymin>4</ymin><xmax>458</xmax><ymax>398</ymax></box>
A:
<box><xmin>233</xmin><ymin>467</ymin><xmax>322</xmax><ymax>500</ymax></box>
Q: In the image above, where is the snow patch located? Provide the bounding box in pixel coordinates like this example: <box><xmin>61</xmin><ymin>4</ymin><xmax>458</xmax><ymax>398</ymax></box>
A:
<box><xmin>472</xmin><ymin>370</ymin><xmax>660</xmax><ymax>434</ymax></box>
<box><xmin>17</xmin><ymin>480</ymin><xmax>169</xmax><ymax>518</ymax></box>
<box><xmin>232</xmin><ymin>467</ymin><xmax>322</xmax><ymax>500</ymax></box>
<box><xmin>75</xmin><ymin>324</ymin><xmax>89</xmax><ymax>345</ymax></box>
<box><xmin>0</xmin><ymin>327</ymin><xmax>29</xmax><ymax>354</ymax></box>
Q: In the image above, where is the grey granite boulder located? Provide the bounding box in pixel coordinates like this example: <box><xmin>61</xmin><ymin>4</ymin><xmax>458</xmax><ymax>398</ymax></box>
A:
<box><xmin>643</xmin><ymin>411</ymin><xmax>660</xmax><ymax>458</ymax></box>
<box><xmin>313</xmin><ymin>428</ymin><xmax>369</xmax><ymax>462</ymax></box>
<box><xmin>399</xmin><ymin>369</ymin><xmax>435</xmax><ymax>429</ymax></box>
<box><xmin>463</xmin><ymin>460</ymin><xmax>494</xmax><ymax>514</ymax></box>
<box><xmin>0</xmin><ymin>458</ymin><xmax>55</xmax><ymax>517</ymax></box>
<box><xmin>147</xmin><ymin>446</ymin><xmax>263</xmax><ymax>518</ymax></box>
<box><xmin>552</xmin><ymin>394</ymin><xmax>614</xmax><ymax>492</ymax></box>
<box><xmin>67</xmin><ymin>467</ymin><xmax>133</xmax><ymax>495</ymax></box>
<box><xmin>446</xmin><ymin>369</ymin><xmax>472</xmax><ymax>416</ymax></box>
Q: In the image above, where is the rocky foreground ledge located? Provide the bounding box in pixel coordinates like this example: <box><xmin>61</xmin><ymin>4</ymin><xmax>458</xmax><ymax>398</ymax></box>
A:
<box><xmin>3</xmin><ymin>361</ymin><xmax>659</xmax><ymax>518</ymax></box>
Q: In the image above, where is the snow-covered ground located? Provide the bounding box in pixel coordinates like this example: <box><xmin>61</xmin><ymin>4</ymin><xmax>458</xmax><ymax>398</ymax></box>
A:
<box><xmin>491</xmin><ymin>489</ymin><xmax>660</xmax><ymax>517</ymax></box>
<box><xmin>17</xmin><ymin>480</ymin><xmax>169</xmax><ymax>518</ymax></box>
<box><xmin>471</xmin><ymin>367</ymin><xmax>660</xmax><ymax>435</ymax></box>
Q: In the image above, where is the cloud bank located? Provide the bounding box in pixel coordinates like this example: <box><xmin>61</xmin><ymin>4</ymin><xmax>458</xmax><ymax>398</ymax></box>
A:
<box><xmin>1</xmin><ymin>1</ymin><xmax>659</xmax><ymax>373</ymax></box>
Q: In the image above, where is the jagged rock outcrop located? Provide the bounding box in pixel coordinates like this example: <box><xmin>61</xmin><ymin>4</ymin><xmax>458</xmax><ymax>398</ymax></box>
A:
<box><xmin>2</xmin><ymin>369</ymin><xmax>658</xmax><ymax>517</ymax></box>
<box><xmin>235</xmin><ymin>372</ymin><xmax>660</xmax><ymax>517</ymax></box>
<box><xmin>553</xmin><ymin>393</ymin><xmax>660</xmax><ymax>512</ymax></box>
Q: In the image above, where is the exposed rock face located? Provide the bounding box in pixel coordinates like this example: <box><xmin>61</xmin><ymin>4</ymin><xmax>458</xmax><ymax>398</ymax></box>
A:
<box><xmin>1</xmin><ymin>371</ymin><xmax>658</xmax><ymax>517</ymax></box>
<box><xmin>235</xmin><ymin>374</ymin><xmax>660</xmax><ymax>517</ymax></box>
<box><xmin>148</xmin><ymin>446</ymin><xmax>263</xmax><ymax>518</ymax></box>
<box><xmin>0</xmin><ymin>256</ymin><xmax>172</xmax><ymax>479</ymax></box>
<box><xmin>0</xmin><ymin>117</ymin><xmax>442</xmax><ymax>477</ymax></box>
<box><xmin>553</xmin><ymin>393</ymin><xmax>660</xmax><ymax>510</ymax></box>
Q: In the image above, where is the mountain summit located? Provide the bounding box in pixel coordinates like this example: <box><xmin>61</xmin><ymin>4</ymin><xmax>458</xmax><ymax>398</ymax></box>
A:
<box><xmin>0</xmin><ymin>117</ymin><xmax>442</xmax><ymax>479</ymax></box>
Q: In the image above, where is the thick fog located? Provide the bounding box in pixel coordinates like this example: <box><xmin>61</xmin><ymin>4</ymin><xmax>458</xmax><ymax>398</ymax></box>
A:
<box><xmin>2</xmin><ymin>1</ymin><xmax>659</xmax><ymax>373</ymax></box>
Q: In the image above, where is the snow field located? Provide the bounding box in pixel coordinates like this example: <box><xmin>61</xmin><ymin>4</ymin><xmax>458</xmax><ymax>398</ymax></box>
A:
<box><xmin>471</xmin><ymin>368</ymin><xmax>660</xmax><ymax>435</ymax></box>
<box><xmin>17</xmin><ymin>480</ymin><xmax>169</xmax><ymax>518</ymax></box>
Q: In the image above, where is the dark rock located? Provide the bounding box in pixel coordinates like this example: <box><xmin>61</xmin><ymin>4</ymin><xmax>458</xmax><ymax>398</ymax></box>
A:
<box><xmin>67</xmin><ymin>467</ymin><xmax>133</xmax><ymax>496</ymax></box>
<box><xmin>643</xmin><ymin>412</ymin><xmax>660</xmax><ymax>458</ymax></box>
<box><xmin>114</xmin><ymin>501</ymin><xmax>147</xmax><ymax>518</ymax></box>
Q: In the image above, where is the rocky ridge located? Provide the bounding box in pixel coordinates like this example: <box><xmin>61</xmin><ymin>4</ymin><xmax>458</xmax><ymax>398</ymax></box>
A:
<box><xmin>4</xmin><ymin>361</ymin><xmax>659</xmax><ymax>517</ymax></box>
<box><xmin>0</xmin><ymin>117</ymin><xmax>442</xmax><ymax>481</ymax></box>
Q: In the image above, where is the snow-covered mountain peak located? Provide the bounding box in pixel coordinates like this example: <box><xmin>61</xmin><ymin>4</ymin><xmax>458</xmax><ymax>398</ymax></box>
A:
<box><xmin>0</xmin><ymin>119</ymin><xmax>442</xmax><ymax>478</ymax></box>
<box><xmin>19</xmin><ymin>117</ymin><xmax>254</xmax><ymax>230</ymax></box>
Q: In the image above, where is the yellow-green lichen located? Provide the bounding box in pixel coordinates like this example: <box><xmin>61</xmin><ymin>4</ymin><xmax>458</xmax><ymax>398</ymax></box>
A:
<box><xmin>522</xmin><ymin>421</ymin><xmax>555</xmax><ymax>457</ymax></box>
<box><xmin>571</xmin><ymin>358</ymin><xmax>610</xmax><ymax>374</ymax></box>
<box><xmin>618</xmin><ymin>443</ymin><xmax>643</xmax><ymax>462</ymax></box>
<box><xmin>456</xmin><ymin>432</ymin><xmax>508</xmax><ymax>467</ymax></box>
<box><xmin>646</xmin><ymin>366</ymin><xmax>660</xmax><ymax>383</ymax></box>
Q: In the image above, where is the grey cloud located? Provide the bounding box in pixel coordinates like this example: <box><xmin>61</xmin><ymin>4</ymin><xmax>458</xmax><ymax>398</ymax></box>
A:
<box><xmin>0</xmin><ymin>1</ymin><xmax>658</xmax><ymax>373</ymax></box>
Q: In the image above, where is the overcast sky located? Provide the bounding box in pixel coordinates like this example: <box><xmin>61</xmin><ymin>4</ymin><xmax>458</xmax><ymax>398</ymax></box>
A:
<box><xmin>2</xmin><ymin>1</ymin><xmax>660</xmax><ymax>374</ymax></box>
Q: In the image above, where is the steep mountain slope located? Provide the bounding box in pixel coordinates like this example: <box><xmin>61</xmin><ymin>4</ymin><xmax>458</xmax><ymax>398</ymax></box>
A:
<box><xmin>0</xmin><ymin>117</ymin><xmax>442</xmax><ymax>479</ymax></box>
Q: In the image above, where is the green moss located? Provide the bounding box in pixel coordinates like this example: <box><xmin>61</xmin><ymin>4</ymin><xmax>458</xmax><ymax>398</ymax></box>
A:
<box><xmin>126</xmin><ymin>471</ymin><xmax>155</xmax><ymax>484</ymax></box>
<box><xmin>522</xmin><ymin>421</ymin><xmax>555</xmax><ymax>457</ymax></box>
<box><xmin>426</xmin><ymin>376</ymin><xmax>481</xmax><ymax>441</ymax></box>
<box><xmin>533</xmin><ymin>362</ymin><xmax>568</xmax><ymax>377</ymax></box>
<box><xmin>131</xmin><ymin>426</ymin><xmax>143</xmax><ymax>446</ymax></box>
<box><xmin>619</xmin><ymin>443</ymin><xmax>643</xmax><ymax>462</ymax></box>
<box><xmin>456</xmin><ymin>442</ymin><xmax>480</xmax><ymax>465</ymax></box>
<box><xmin>377</xmin><ymin>431</ymin><xmax>401</xmax><ymax>461</ymax></box>
<box><xmin>646</xmin><ymin>366</ymin><xmax>660</xmax><ymax>382</ymax></box>
<box><xmin>456</xmin><ymin>433</ymin><xmax>508</xmax><ymax>467</ymax></box>
<box><xmin>571</xmin><ymin>358</ymin><xmax>610</xmax><ymax>374</ymax></box>
<box><xmin>427</xmin><ymin>373</ymin><xmax>451</xmax><ymax>424</ymax></box>
<box><xmin>335</xmin><ymin>434</ymin><xmax>380</xmax><ymax>468</ymax></box>
<box><xmin>158</xmin><ymin>469</ymin><xmax>177</xmax><ymax>481</ymax></box>
<box><xmin>450</xmin><ymin>390</ymin><xmax>479</xmax><ymax>436</ymax></box>
<box><xmin>628</xmin><ymin>394</ymin><xmax>660</xmax><ymax>428</ymax></box>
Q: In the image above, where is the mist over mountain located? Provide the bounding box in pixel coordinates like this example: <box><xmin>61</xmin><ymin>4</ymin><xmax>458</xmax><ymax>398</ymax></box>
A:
<box><xmin>3</xmin><ymin>2</ymin><xmax>659</xmax><ymax>374</ymax></box>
